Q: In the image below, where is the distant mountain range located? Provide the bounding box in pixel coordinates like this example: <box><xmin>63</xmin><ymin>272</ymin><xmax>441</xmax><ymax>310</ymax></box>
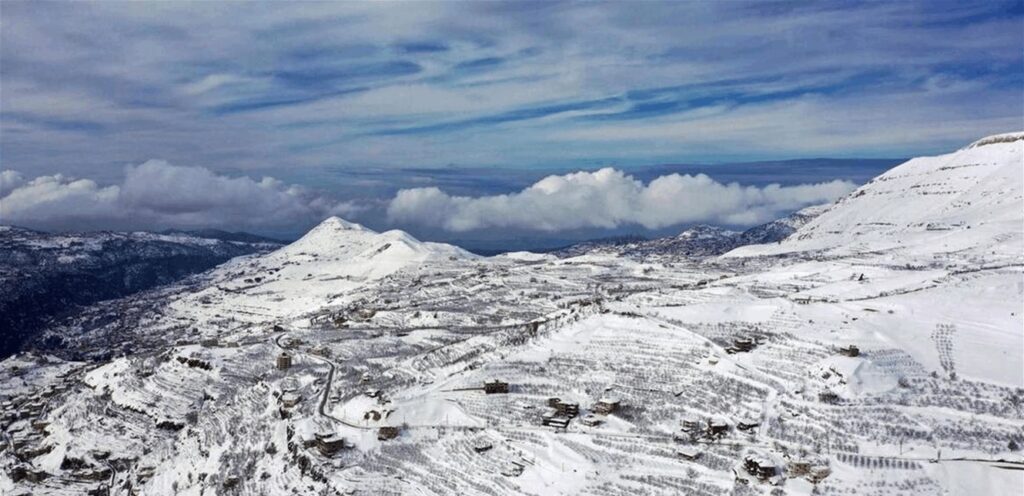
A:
<box><xmin>551</xmin><ymin>204</ymin><xmax>829</xmax><ymax>258</ymax></box>
<box><xmin>159</xmin><ymin>228</ymin><xmax>284</xmax><ymax>244</ymax></box>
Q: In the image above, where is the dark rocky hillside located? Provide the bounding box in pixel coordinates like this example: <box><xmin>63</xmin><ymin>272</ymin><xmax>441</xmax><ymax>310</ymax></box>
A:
<box><xmin>552</xmin><ymin>204</ymin><xmax>829</xmax><ymax>259</ymax></box>
<box><xmin>0</xmin><ymin>226</ymin><xmax>280</xmax><ymax>358</ymax></box>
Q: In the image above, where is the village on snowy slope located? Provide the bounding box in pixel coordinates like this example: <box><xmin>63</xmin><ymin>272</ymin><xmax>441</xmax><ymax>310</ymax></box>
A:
<box><xmin>1</xmin><ymin>133</ymin><xmax>1022</xmax><ymax>495</ymax></box>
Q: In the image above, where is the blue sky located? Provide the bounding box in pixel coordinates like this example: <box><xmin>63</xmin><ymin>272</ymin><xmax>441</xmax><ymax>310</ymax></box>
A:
<box><xmin>1</xmin><ymin>1</ymin><xmax>1022</xmax><ymax>243</ymax></box>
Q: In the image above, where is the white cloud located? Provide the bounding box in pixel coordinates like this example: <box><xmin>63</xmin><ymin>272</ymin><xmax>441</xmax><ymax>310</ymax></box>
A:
<box><xmin>0</xmin><ymin>160</ymin><xmax>360</xmax><ymax>232</ymax></box>
<box><xmin>387</xmin><ymin>167</ymin><xmax>854</xmax><ymax>231</ymax></box>
<box><xmin>0</xmin><ymin>170</ymin><xmax>26</xmax><ymax>198</ymax></box>
<box><xmin>180</xmin><ymin>73</ymin><xmax>256</xmax><ymax>96</ymax></box>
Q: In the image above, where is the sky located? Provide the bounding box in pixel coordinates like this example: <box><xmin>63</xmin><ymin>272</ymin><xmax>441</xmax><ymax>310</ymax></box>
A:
<box><xmin>1</xmin><ymin>1</ymin><xmax>1022</xmax><ymax>245</ymax></box>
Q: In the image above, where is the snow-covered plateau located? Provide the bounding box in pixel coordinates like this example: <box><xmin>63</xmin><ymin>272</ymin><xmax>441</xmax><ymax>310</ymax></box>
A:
<box><xmin>1</xmin><ymin>133</ymin><xmax>1022</xmax><ymax>495</ymax></box>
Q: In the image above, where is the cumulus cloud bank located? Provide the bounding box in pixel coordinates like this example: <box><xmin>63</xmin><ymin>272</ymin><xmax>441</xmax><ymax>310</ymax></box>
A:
<box><xmin>0</xmin><ymin>160</ymin><xmax>359</xmax><ymax>232</ymax></box>
<box><xmin>387</xmin><ymin>168</ymin><xmax>855</xmax><ymax>232</ymax></box>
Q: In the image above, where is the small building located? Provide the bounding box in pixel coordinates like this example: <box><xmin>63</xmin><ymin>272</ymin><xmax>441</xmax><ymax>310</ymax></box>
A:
<box><xmin>200</xmin><ymin>338</ymin><xmax>219</xmax><ymax>348</ymax></box>
<box><xmin>316</xmin><ymin>433</ymin><xmax>347</xmax><ymax>456</ymax></box>
<box><xmin>276</xmin><ymin>352</ymin><xmax>292</xmax><ymax>370</ymax></box>
<box><xmin>676</xmin><ymin>447</ymin><xmax>701</xmax><ymax>461</ymax></box>
<box><xmin>736</xmin><ymin>417</ymin><xmax>760</xmax><ymax>432</ymax></box>
<box><xmin>743</xmin><ymin>454</ymin><xmax>776</xmax><ymax>480</ymax></box>
<box><xmin>580</xmin><ymin>414</ymin><xmax>603</xmax><ymax>427</ymax></box>
<box><xmin>787</xmin><ymin>459</ymin><xmax>811</xmax><ymax>476</ymax></box>
<box><xmin>473</xmin><ymin>440</ymin><xmax>494</xmax><ymax>453</ymax></box>
<box><xmin>280</xmin><ymin>392</ymin><xmax>302</xmax><ymax>408</ymax></box>
<box><xmin>541</xmin><ymin>409</ymin><xmax>571</xmax><ymax>429</ymax></box>
<box><xmin>808</xmin><ymin>465</ymin><xmax>831</xmax><ymax>483</ymax></box>
<box><xmin>549</xmin><ymin>399</ymin><xmax>579</xmax><ymax>418</ymax></box>
<box><xmin>484</xmin><ymin>380</ymin><xmax>509</xmax><ymax>394</ymax></box>
<box><xmin>592</xmin><ymin>397</ymin><xmax>620</xmax><ymax>415</ymax></box>
<box><xmin>838</xmin><ymin>345</ymin><xmax>860</xmax><ymax>357</ymax></box>
<box><xmin>708</xmin><ymin>417</ymin><xmax>729</xmax><ymax>436</ymax></box>
<box><xmin>681</xmin><ymin>415</ymin><xmax>703</xmax><ymax>432</ymax></box>
<box><xmin>733</xmin><ymin>337</ymin><xmax>755</xmax><ymax>352</ymax></box>
<box><xmin>546</xmin><ymin>417</ymin><xmax>570</xmax><ymax>429</ymax></box>
<box><xmin>378</xmin><ymin>426</ymin><xmax>400</xmax><ymax>441</ymax></box>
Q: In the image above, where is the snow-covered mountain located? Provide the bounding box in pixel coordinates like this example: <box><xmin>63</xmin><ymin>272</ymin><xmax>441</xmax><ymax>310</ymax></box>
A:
<box><xmin>274</xmin><ymin>216</ymin><xmax>474</xmax><ymax>270</ymax></box>
<box><xmin>153</xmin><ymin>217</ymin><xmax>480</xmax><ymax>332</ymax></box>
<box><xmin>1</xmin><ymin>134</ymin><xmax>1022</xmax><ymax>496</ymax></box>
<box><xmin>0</xmin><ymin>226</ymin><xmax>280</xmax><ymax>359</ymax></box>
<box><xmin>727</xmin><ymin>132</ymin><xmax>1024</xmax><ymax>260</ymax></box>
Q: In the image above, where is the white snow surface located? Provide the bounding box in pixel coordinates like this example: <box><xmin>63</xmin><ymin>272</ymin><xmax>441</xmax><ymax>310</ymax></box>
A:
<box><xmin>726</xmin><ymin>132</ymin><xmax>1023</xmax><ymax>259</ymax></box>
<box><xmin>2</xmin><ymin>133</ymin><xmax>1022</xmax><ymax>496</ymax></box>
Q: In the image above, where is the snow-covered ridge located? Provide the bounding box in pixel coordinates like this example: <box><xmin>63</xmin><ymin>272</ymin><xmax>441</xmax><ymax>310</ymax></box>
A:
<box><xmin>727</xmin><ymin>131</ymin><xmax>1024</xmax><ymax>259</ymax></box>
<box><xmin>963</xmin><ymin>131</ymin><xmax>1024</xmax><ymax>150</ymax></box>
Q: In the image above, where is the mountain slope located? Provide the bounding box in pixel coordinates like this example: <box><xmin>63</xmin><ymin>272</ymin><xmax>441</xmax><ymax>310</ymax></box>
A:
<box><xmin>1</xmin><ymin>135</ymin><xmax>1022</xmax><ymax>496</ymax></box>
<box><xmin>166</xmin><ymin>216</ymin><xmax>479</xmax><ymax>327</ymax></box>
<box><xmin>727</xmin><ymin>132</ymin><xmax>1024</xmax><ymax>260</ymax></box>
<box><xmin>0</xmin><ymin>226</ymin><xmax>280</xmax><ymax>358</ymax></box>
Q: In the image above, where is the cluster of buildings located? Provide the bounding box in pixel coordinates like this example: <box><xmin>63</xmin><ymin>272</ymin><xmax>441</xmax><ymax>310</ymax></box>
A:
<box><xmin>539</xmin><ymin>395</ymin><xmax>624</xmax><ymax>430</ymax></box>
<box><xmin>2</xmin><ymin>380</ymin><xmax>65</xmax><ymax>485</ymax></box>
<box><xmin>2</xmin><ymin>373</ymin><xmax>118</xmax><ymax>490</ymax></box>
<box><xmin>676</xmin><ymin>414</ymin><xmax>733</xmax><ymax>441</ymax></box>
<box><xmin>541</xmin><ymin>397</ymin><xmax>580</xmax><ymax>429</ymax></box>
<box><xmin>731</xmin><ymin>452</ymin><xmax>832</xmax><ymax>486</ymax></box>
